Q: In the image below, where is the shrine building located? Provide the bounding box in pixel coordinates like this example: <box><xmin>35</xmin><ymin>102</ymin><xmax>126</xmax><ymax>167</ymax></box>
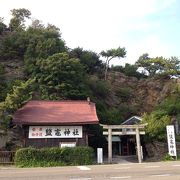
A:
<box><xmin>12</xmin><ymin>100</ymin><xmax>99</xmax><ymax>148</ymax></box>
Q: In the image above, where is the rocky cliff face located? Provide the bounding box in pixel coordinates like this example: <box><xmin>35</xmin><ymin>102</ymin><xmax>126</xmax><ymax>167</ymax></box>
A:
<box><xmin>107</xmin><ymin>72</ymin><xmax>179</xmax><ymax>114</ymax></box>
<box><xmin>1</xmin><ymin>59</ymin><xmax>24</xmax><ymax>81</ymax></box>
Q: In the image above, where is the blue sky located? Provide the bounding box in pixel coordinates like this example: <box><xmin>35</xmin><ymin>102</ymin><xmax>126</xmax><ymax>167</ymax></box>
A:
<box><xmin>0</xmin><ymin>0</ymin><xmax>180</xmax><ymax>65</ymax></box>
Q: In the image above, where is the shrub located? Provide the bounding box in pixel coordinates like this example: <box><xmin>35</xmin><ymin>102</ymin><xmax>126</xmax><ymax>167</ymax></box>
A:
<box><xmin>87</xmin><ymin>79</ymin><xmax>110</xmax><ymax>98</ymax></box>
<box><xmin>115</xmin><ymin>87</ymin><xmax>132</xmax><ymax>101</ymax></box>
<box><xmin>15</xmin><ymin>146</ymin><xmax>94</xmax><ymax>167</ymax></box>
<box><xmin>61</xmin><ymin>146</ymin><xmax>94</xmax><ymax>165</ymax></box>
<box><xmin>105</xmin><ymin>108</ymin><xmax>124</xmax><ymax>125</ymax></box>
<box><xmin>163</xmin><ymin>153</ymin><xmax>174</xmax><ymax>161</ymax></box>
<box><xmin>142</xmin><ymin>110</ymin><xmax>171</xmax><ymax>141</ymax></box>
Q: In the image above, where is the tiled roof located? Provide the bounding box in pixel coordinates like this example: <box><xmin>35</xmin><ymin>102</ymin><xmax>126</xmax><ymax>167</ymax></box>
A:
<box><xmin>121</xmin><ymin>116</ymin><xmax>142</xmax><ymax>125</ymax></box>
<box><xmin>13</xmin><ymin>100</ymin><xmax>99</xmax><ymax>125</ymax></box>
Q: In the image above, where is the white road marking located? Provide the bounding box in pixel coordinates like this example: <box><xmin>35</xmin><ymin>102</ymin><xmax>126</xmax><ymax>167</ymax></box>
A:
<box><xmin>144</xmin><ymin>165</ymin><xmax>160</xmax><ymax>168</ymax></box>
<box><xmin>115</xmin><ymin>167</ymin><xmax>131</xmax><ymax>170</ymax></box>
<box><xmin>130</xmin><ymin>162</ymin><xmax>148</xmax><ymax>165</ymax></box>
<box><xmin>117</xmin><ymin>163</ymin><xmax>134</xmax><ymax>166</ymax></box>
<box><xmin>110</xmin><ymin>176</ymin><xmax>131</xmax><ymax>179</ymax></box>
<box><xmin>172</xmin><ymin>164</ymin><xmax>180</xmax><ymax>167</ymax></box>
<box><xmin>151</xmin><ymin>174</ymin><xmax>170</xmax><ymax>177</ymax></box>
<box><xmin>70</xmin><ymin>178</ymin><xmax>92</xmax><ymax>180</ymax></box>
<box><xmin>117</xmin><ymin>163</ymin><xmax>147</xmax><ymax>166</ymax></box>
<box><xmin>77</xmin><ymin>166</ymin><xmax>91</xmax><ymax>171</ymax></box>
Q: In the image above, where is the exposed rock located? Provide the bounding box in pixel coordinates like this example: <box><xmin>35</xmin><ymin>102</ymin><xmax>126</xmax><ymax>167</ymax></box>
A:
<box><xmin>0</xmin><ymin>59</ymin><xmax>24</xmax><ymax>81</ymax></box>
<box><xmin>108</xmin><ymin>71</ymin><xmax>178</xmax><ymax>114</ymax></box>
<box><xmin>145</xmin><ymin>141</ymin><xmax>180</xmax><ymax>161</ymax></box>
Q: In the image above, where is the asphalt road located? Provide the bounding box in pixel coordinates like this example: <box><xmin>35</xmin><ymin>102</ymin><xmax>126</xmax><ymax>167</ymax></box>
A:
<box><xmin>1</xmin><ymin>161</ymin><xmax>180</xmax><ymax>180</ymax></box>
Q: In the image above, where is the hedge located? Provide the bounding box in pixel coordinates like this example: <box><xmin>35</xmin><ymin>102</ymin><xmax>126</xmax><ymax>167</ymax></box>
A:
<box><xmin>15</xmin><ymin>146</ymin><xmax>94</xmax><ymax>167</ymax></box>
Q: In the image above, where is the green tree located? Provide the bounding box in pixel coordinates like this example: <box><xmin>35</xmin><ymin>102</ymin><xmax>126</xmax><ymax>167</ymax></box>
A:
<box><xmin>142</xmin><ymin>111</ymin><xmax>171</xmax><ymax>141</ymax></box>
<box><xmin>9</xmin><ymin>8</ymin><xmax>31</xmax><ymax>31</ymax></box>
<box><xmin>0</xmin><ymin>30</ymin><xmax>30</xmax><ymax>59</ymax></box>
<box><xmin>0</xmin><ymin>16</ymin><xmax>66</xmax><ymax>61</ymax></box>
<box><xmin>0</xmin><ymin>22</ymin><xmax>66</xmax><ymax>60</ymax></box>
<box><xmin>0</xmin><ymin>79</ymin><xmax>34</xmax><ymax>130</ymax></box>
<box><xmin>105</xmin><ymin>108</ymin><xmax>124</xmax><ymax>124</ymax></box>
<box><xmin>156</xmin><ymin>84</ymin><xmax>180</xmax><ymax>116</ymax></box>
<box><xmin>70</xmin><ymin>47</ymin><xmax>103</xmax><ymax>74</ymax></box>
<box><xmin>136</xmin><ymin>54</ymin><xmax>180</xmax><ymax>77</ymax></box>
<box><xmin>24</xmin><ymin>23</ymin><xmax>67</xmax><ymax>75</ymax></box>
<box><xmin>0</xmin><ymin>17</ymin><xmax>7</xmax><ymax>35</ymax></box>
<box><xmin>136</xmin><ymin>53</ymin><xmax>160</xmax><ymax>76</ymax></box>
<box><xmin>30</xmin><ymin>19</ymin><xmax>45</xmax><ymax>29</ymax></box>
<box><xmin>163</xmin><ymin>57</ymin><xmax>180</xmax><ymax>76</ymax></box>
<box><xmin>34</xmin><ymin>53</ymin><xmax>87</xmax><ymax>100</ymax></box>
<box><xmin>111</xmin><ymin>63</ymin><xmax>146</xmax><ymax>79</ymax></box>
<box><xmin>100</xmin><ymin>47</ymin><xmax>126</xmax><ymax>80</ymax></box>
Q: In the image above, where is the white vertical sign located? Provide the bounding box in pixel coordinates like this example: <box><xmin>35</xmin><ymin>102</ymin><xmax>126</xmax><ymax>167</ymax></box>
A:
<box><xmin>97</xmin><ymin>148</ymin><xmax>103</xmax><ymax>164</ymax></box>
<box><xmin>166</xmin><ymin>125</ymin><xmax>177</xmax><ymax>157</ymax></box>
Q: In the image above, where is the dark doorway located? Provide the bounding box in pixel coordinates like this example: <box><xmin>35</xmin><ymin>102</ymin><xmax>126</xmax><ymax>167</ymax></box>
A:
<box><xmin>112</xmin><ymin>142</ymin><xmax>121</xmax><ymax>155</ymax></box>
<box><xmin>121</xmin><ymin>136</ymin><xmax>136</xmax><ymax>156</ymax></box>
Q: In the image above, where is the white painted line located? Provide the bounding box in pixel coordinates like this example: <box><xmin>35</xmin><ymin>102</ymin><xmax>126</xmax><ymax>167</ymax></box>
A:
<box><xmin>0</xmin><ymin>168</ymin><xmax>9</xmax><ymax>170</ymax></box>
<box><xmin>139</xmin><ymin>163</ymin><xmax>148</xmax><ymax>164</ymax></box>
<box><xmin>117</xmin><ymin>163</ymin><xmax>148</xmax><ymax>165</ymax></box>
<box><xmin>144</xmin><ymin>165</ymin><xmax>160</xmax><ymax>168</ymax></box>
<box><xmin>151</xmin><ymin>174</ymin><xmax>170</xmax><ymax>177</ymax></box>
<box><xmin>77</xmin><ymin>166</ymin><xmax>91</xmax><ymax>171</ymax></box>
<box><xmin>115</xmin><ymin>167</ymin><xmax>131</xmax><ymax>170</ymax></box>
<box><xmin>110</xmin><ymin>176</ymin><xmax>131</xmax><ymax>179</ymax></box>
<box><xmin>172</xmin><ymin>164</ymin><xmax>180</xmax><ymax>167</ymax></box>
<box><xmin>70</xmin><ymin>178</ymin><xmax>92</xmax><ymax>180</ymax></box>
<box><xmin>117</xmin><ymin>163</ymin><xmax>134</xmax><ymax>166</ymax></box>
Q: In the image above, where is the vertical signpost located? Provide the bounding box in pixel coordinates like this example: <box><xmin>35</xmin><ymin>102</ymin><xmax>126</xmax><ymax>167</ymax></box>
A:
<box><xmin>166</xmin><ymin>125</ymin><xmax>177</xmax><ymax>160</ymax></box>
<box><xmin>97</xmin><ymin>148</ymin><xmax>103</xmax><ymax>164</ymax></box>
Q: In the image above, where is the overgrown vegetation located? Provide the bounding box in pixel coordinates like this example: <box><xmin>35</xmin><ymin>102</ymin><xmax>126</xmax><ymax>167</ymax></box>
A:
<box><xmin>111</xmin><ymin>63</ymin><xmax>146</xmax><ymax>79</ymax></box>
<box><xmin>15</xmin><ymin>146</ymin><xmax>94</xmax><ymax>167</ymax></box>
<box><xmin>136</xmin><ymin>53</ymin><xmax>180</xmax><ymax>77</ymax></box>
<box><xmin>163</xmin><ymin>153</ymin><xmax>175</xmax><ymax>161</ymax></box>
<box><xmin>142</xmin><ymin>84</ymin><xmax>180</xmax><ymax>142</ymax></box>
<box><xmin>0</xmin><ymin>79</ymin><xmax>34</xmax><ymax>130</ymax></box>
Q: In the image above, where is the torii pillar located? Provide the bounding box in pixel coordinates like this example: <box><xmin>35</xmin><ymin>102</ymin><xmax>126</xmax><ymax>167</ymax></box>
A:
<box><xmin>108</xmin><ymin>128</ymin><xmax>112</xmax><ymax>163</ymax></box>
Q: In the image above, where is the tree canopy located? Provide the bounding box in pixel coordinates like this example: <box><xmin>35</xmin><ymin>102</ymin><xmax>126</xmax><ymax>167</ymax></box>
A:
<box><xmin>100</xmin><ymin>47</ymin><xmax>126</xmax><ymax>80</ymax></box>
<box><xmin>34</xmin><ymin>53</ymin><xmax>88</xmax><ymax>100</ymax></box>
<box><xmin>70</xmin><ymin>47</ymin><xmax>103</xmax><ymax>74</ymax></box>
<box><xmin>9</xmin><ymin>8</ymin><xmax>31</xmax><ymax>31</ymax></box>
<box><xmin>136</xmin><ymin>53</ymin><xmax>180</xmax><ymax>77</ymax></box>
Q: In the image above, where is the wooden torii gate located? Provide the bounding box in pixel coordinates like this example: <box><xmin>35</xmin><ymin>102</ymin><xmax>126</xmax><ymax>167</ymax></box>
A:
<box><xmin>100</xmin><ymin>124</ymin><xmax>147</xmax><ymax>163</ymax></box>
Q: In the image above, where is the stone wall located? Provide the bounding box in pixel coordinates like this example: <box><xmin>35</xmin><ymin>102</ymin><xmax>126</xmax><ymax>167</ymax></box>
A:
<box><xmin>145</xmin><ymin>141</ymin><xmax>180</xmax><ymax>160</ymax></box>
<box><xmin>0</xmin><ymin>135</ymin><xmax>8</xmax><ymax>149</ymax></box>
